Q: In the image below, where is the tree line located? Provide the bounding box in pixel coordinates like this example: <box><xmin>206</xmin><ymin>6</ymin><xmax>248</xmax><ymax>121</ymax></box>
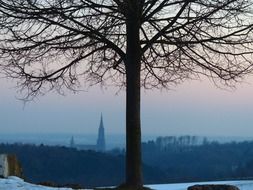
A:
<box><xmin>1</xmin><ymin>139</ymin><xmax>253</xmax><ymax>187</ymax></box>
<box><xmin>142</xmin><ymin>139</ymin><xmax>253</xmax><ymax>182</ymax></box>
<box><xmin>0</xmin><ymin>143</ymin><xmax>166</xmax><ymax>188</ymax></box>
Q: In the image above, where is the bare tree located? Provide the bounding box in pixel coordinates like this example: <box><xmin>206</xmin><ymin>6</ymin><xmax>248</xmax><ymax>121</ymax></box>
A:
<box><xmin>1</xmin><ymin>0</ymin><xmax>253</xmax><ymax>188</ymax></box>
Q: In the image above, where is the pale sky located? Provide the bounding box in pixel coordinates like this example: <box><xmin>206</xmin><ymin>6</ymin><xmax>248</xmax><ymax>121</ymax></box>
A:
<box><xmin>1</xmin><ymin>75</ymin><xmax>253</xmax><ymax>139</ymax></box>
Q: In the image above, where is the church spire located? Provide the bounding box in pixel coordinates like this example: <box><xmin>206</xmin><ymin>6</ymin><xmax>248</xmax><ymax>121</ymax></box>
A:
<box><xmin>99</xmin><ymin>113</ymin><xmax>104</xmax><ymax>129</ymax></box>
<box><xmin>70</xmin><ymin>136</ymin><xmax>75</xmax><ymax>148</ymax></box>
<box><xmin>97</xmin><ymin>113</ymin><xmax>106</xmax><ymax>151</ymax></box>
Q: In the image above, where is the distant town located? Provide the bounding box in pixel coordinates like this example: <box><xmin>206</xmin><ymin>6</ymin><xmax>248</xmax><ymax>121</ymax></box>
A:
<box><xmin>0</xmin><ymin>114</ymin><xmax>253</xmax><ymax>151</ymax></box>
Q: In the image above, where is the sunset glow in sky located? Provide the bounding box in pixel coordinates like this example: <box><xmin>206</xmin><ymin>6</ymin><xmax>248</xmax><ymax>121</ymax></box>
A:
<box><xmin>1</xmin><ymin>75</ymin><xmax>253</xmax><ymax>138</ymax></box>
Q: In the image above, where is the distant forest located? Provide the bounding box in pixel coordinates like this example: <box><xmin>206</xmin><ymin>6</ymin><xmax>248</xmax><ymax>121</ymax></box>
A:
<box><xmin>142</xmin><ymin>137</ymin><xmax>253</xmax><ymax>182</ymax></box>
<box><xmin>1</xmin><ymin>137</ymin><xmax>253</xmax><ymax>188</ymax></box>
<box><xmin>0</xmin><ymin>143</ymin><xmax>165</xmax><ymax>188</ymax></box>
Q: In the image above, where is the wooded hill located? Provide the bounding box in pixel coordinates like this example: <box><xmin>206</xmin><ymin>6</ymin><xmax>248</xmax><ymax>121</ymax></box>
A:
<box><xmin>0</xmin><ymin>143</ymin><xmax>166</xmax><ymax>188</ymax></box>
<box><xmin>0</xmin><ymin>139</ymin><xmax>253</xmax><ymax>188</ymax></box>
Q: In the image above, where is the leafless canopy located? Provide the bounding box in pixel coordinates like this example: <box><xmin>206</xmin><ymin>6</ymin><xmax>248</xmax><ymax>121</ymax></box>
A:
<box><xmin>0</xmin><ymin>0</ymin><xmax>253</xmax><ymax>97</ymax></box>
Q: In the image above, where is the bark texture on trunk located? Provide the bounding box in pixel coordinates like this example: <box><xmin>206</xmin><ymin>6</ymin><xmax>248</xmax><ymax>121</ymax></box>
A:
<box><xmin>125</xmin><ymin>0</ymin><xmax>142</xmax><ymax>188</ymax></box>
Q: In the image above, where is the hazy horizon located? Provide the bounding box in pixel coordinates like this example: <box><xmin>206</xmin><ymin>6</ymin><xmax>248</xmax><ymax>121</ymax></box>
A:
<box><xmin>1</xmin><ymin>75</ymin><xmax>253</xmax><ymax>139</ymax></box>
<box><xmin>0</xmin><ymin>132</ymin><xmax>253</xmax><ymax>150</ymax></box>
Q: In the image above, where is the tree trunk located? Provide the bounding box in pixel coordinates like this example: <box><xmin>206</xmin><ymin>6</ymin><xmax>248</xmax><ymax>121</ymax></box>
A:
<box><xmin>125</xmin><ymin>1</ymin><xmax>142</xmax><ymax>188</ymax></box>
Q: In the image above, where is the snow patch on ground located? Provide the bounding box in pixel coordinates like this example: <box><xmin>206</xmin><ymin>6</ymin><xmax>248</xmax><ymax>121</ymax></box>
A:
<box><xmin>1</xmin><ymin>176</ymin><xmax>253</xmax><ymax>190</ymax></box>
<box><xmin>0</xmin><ymin>176</ymin><xmax>73</xmax><ymax>190</ymax></box>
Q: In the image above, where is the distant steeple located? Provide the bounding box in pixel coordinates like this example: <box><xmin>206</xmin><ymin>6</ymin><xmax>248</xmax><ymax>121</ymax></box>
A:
<box><xmin>96</xmin><ymin>113</ymin><xmax>106</xmax><ymax>151</ymax></box>
<box><xmin>70</xmin><ymin>136</ymin><xmax>75</xmax><ymax>148</ymax></box>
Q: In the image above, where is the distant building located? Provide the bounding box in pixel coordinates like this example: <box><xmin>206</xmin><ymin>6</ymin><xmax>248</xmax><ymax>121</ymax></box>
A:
<box><xmin>96</xmin><ymin>114</ymin><xmax>106</xmax><ymax>151</ymax></box>
<box><xmin>70</xmin><ymin>136</ymin><xmax>75</xmax><ymax>148</ymax></box>
<box><xmin>70</xmin><ymin>114</ymin><xmax>106</xmax><ymax>152</ymax></box>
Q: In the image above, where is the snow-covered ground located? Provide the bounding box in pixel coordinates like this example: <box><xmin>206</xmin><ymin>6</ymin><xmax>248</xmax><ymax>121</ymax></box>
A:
<box><xmin>1</xmin><ymin>176</ymin><xmax>253</xmax><ymax>190</ymax></box>
<box><xmin>0</xmin><ymin>176</ymin><xmax>72</xmax><ymax>190</ymax></box>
